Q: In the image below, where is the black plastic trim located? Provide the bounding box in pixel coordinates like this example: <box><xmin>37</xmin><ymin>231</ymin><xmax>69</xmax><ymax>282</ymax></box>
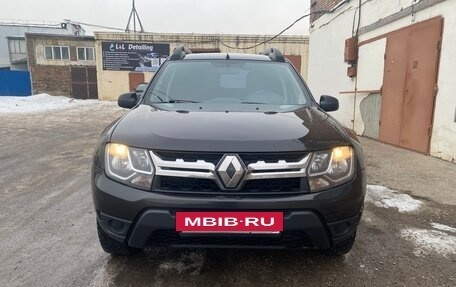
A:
<box><xmin>260</xmin><ymin>48</ymin><xmax>286</xmax><ymax>62</ymax></box>
<box><xmin>169</xmin><ymin>45</ymin><xmax>192</xmax><ymax>61</ymax></box>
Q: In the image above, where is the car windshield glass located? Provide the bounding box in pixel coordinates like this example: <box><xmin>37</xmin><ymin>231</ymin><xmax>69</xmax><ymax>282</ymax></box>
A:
<box><xmin>144</xmin><ymin>60</ymin><xmax>311</xmax><ymax>106</ymax></box>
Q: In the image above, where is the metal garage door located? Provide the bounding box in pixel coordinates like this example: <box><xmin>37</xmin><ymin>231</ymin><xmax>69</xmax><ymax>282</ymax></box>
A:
<box><xmin>129</xmin><ymin>72</ymin><xmax>145</xmax><ymax>92</ymax></box>
<box><xmin>379</xmin><ymin>17</ymin><xmax>443</xmax><ymax>154</ymax></box>
<box><xmin>70</xmin><ymin>66</ymin><xmax>98</xmax><ymax>99</ymax></box>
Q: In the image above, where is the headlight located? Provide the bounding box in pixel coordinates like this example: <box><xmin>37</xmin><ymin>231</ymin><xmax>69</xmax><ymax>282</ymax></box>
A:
<box><xmin>307</xmin><ymin>146</ymin><xmax>354</xmax><ymax>192</ymax></box>
<box><xmin>105</xmin><ymin>143</ymin><xmax>154</xmax><ymax>190</ymax></box>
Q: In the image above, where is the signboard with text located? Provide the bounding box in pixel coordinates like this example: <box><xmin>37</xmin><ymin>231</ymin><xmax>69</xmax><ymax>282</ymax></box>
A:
<box><xmin>101</xmin><ymin>42</ymin><xmax>170</xmax><ymax>72</ymax></box>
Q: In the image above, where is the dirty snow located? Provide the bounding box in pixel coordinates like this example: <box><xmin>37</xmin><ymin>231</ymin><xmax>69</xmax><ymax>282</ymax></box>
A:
<box><xmin>431</xmin><ymin>223</ymin><xmax>456</xmax><ymax>234</ymax></box>
<box><xmin>366</xmin><ymin>185</ymin><xmax>423</xmax><ymax>212</ymax></box>
<box><xmin>401</xmin><ymin>228</ymin><xmax>456</xmax><ymax>258</ymax></box>
<box><xmin>0</xmin><ymin>94</ymin><xmax>108</xmax><ymax>114</ymax></box>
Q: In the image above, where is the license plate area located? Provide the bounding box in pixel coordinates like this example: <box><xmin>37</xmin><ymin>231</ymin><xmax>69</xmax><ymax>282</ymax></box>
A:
<box><xmin>176</xmin><ymin>212</ymin><xmax>283</xmax><ymax>233</ymax></box>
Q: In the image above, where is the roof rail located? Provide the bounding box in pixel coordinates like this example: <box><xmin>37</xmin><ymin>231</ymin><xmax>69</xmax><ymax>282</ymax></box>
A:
<box><xmin>261</xmin><ymin>48</ymin><xmax>285</xmax><ymax>62</ymax></box>
<box><xmin>169</xmin><ymin>45</ymin><xmax>192</xmax><ymax>61</ymax></box>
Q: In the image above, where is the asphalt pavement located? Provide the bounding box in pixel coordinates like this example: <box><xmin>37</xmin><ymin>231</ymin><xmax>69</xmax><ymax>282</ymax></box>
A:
<box><xmin>0</xmin><ymin>103</ymin><xmax>455</xmax><ymax>287</ymax></box>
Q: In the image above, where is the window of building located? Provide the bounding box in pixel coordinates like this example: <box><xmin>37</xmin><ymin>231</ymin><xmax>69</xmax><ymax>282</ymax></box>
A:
<box><xmin>77</xmin><ymin>47</ymin><xmax>95</xmax><ymax>61</ymax></box>
<box><xmin>9</xmin><ymin>39</ymin><xmax>26</xmax><ymax>54</ymax></box>
<box><xmin>44</xmin><ymin>46</ymin><xmax>70</xmax><ymax>60</ymax></box>
<box><xmin>8</xmin><ymin>38</ymin><xmax>27</xmax><ymax>63</ymax></box>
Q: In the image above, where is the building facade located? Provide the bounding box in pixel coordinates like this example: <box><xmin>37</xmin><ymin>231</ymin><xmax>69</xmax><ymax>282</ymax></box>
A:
<box><xmin>0</xmin><ymin>21</ymin><xmax>84</xmax><ymax>71</ymax></box>
<box><xmin>26</xmin><ymin>33</ymin><xmax>97</xmax><ymax>98</ymax></box>
<box><xmin>94</xmin><ymin>32</ymin><xmax>309</xmax><ymax>101</ymax></box>
<box><xmin>308</xmin><ymin>0</ymin><xmax>456</xmax><ymax>162</ymax></box>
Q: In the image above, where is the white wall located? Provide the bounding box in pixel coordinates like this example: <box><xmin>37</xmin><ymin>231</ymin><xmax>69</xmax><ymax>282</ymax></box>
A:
<box><xmin>309</xmin><ymin>0</ymin><xmax>456</xmax><ymax>162</ymax></box>
<box><xmin>354</xmin><ymin>38</ymin><xmax>386</xmax><ymax>134</ymax></box>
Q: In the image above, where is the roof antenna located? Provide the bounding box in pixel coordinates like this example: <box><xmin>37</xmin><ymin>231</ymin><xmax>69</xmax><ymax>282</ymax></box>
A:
<box><xmin>125</xmin><ymin>0</ymin><xmax>145</xmax><ymax>33</ymax></box>
<box><xmin>226</xmin><ymin>53</ymin><xmax>230</xmax><ymax>60</ymax></box>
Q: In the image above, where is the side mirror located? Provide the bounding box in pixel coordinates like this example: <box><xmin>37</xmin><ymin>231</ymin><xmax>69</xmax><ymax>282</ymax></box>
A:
<box><xmin>118</xmin><ymin>93</ymin><xmax>138</xmax><ymax>109</ymax></box>
<box><xmin>319</xmin><ymin>95</ymin><xmax>339</xmax><ymax>112</ymax></box>
<box><xmin>135</xmin><ymin>83</ymin><xmax>148</xmax><ymax>97</ymax></box>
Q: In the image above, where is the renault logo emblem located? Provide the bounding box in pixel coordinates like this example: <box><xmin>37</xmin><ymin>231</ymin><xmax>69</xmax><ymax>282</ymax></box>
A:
<box><xmin>216</xmin><ymin>154</ymin><xmax>246</xmax><ymax>189</ymax></box>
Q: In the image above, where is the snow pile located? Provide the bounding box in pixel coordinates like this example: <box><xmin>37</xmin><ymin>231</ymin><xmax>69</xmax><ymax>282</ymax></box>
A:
<box><xmin>0</xmin><ymin>94</ymin><xmax>102</xmax><ymax>114</ymax></box>
<box><xmin>366</xmin><ymin>185</ymin><xmax>423</xmax><ymax>213</ymax></box>
<box><xmin>401</xmin><ymin>227</ymin><xmax>456</xmax><ymax>258</ymax></box>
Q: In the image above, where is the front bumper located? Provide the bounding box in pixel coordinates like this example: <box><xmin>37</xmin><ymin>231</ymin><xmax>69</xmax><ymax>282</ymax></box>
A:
<box><xmin>92</xmin><ymin>167</ymin><xmax>366</xmax><ymax>249</ymax></box>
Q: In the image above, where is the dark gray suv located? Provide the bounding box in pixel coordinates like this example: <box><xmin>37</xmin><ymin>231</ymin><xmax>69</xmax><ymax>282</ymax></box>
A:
<box><xmin>91</xmin><ymin>46</ymin><xmax>366</xmax><ymax>256</ymax></box>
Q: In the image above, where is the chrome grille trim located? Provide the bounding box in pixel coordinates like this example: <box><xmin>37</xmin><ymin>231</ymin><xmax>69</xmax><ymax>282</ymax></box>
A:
<box><xmin>149</xmin><ymin>152</ymin><xmax>216</xmax><ymax>180</ymax></box>
<box><xmin>245</xmin><ymin>155</ymin><xmax>310</xmax><ymax>180</ymax></box>
<box><xmin>149</xmin><ymin>151</ymin><xmax>310</xmax><ymax>181</ymax></box>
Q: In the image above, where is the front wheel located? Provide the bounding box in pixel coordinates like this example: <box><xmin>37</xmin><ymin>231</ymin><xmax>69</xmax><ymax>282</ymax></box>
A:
<box><xmin>97</xmin><ymin>221</ymin><xmax>141</xmax><ymax>256</ymax></box>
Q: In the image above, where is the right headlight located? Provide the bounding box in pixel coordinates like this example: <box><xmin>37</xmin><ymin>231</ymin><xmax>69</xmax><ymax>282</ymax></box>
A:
<box><xmin>307</xmin><ymin>146</ymin><xmax>355</xmax><ymax>192</ymax></box>
<box><xmin>105</xmin><ymin>143</ymin><xmax>154</xmax><ymax>190</ymax></box>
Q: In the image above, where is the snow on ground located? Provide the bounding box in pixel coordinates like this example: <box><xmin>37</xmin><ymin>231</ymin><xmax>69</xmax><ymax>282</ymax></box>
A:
<box><xmin>366</xmin><ymin>185</ymin><xmax>455</xmax><ymax>257</ymax></box>
<box><xmin>401</xmin><ymin>228</ymin><xmax>456</xmax><ymax>258</ymax></box>
<box><xmin>366</xmin><ymin>185</ymin><xmax>423</xmax><ymax>213</ymax></box>
<box><xmin>0</xmin><ymin>94</ymin><xmax>111</xmax><ymax>114</ymax></box>
<box><xmin>431</xmin><ymin>223</ymin><xmax>456</xmax><ymax>234</ymax></box>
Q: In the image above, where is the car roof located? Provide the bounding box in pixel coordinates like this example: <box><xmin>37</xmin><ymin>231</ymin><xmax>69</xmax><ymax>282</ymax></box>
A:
<box><xmin>183</xmin><ymin>53</ymin><xmax>272</xmax><ymax>61</ymax></box>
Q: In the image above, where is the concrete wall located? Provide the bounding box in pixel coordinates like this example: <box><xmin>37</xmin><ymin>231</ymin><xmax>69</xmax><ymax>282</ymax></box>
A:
<box><xmin>308</xmin><ymin>0</ymin><xmax>456</xmax><ymax>162</ymax></box>
<box><xmin>26</xmin><ymin>34</ymin><xmax>95</xmax><ymax>96</ymax></box>
<box><xmin>94</xmin><ymin>32</ymin><xmax>309</xmax><ymax>101</ymax></box>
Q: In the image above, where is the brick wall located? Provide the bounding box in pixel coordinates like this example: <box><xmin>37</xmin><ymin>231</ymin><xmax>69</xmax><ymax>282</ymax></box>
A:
<box><xmin>26</xmin><ymin>34</ymin><xmax>95</xmax><ymax>97</ymax></box>
<box><xmin>310</xmin><ymin>0</ymin><xmax>341</xmax><ymax>23</ymax></box>
<box><xmin>30</xmin><ymin>65</ymin><xmax>71</xmax><ymax>96</ymax></box>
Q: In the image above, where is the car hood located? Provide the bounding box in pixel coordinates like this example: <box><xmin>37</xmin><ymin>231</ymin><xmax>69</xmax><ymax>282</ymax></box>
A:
<box><xmin>110</xmin><ymin>105</ymin><xmax>350</xmax><ymax>152</ymax></box>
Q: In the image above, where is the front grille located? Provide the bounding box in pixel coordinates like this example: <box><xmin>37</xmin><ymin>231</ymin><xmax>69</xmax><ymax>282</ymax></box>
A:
<box><xmin>153</xmin><ymin>151</ymin><xmax>307</xmax><ymax>166</ymax></box>
<box><xmin>151</xmin><ymin>151</ymin><xmax>309</xmax><ymax>194</ymax></box>
<box><xmin>157</xmin><ymin>177</ymin><xmax>303</xmax><ymax>194</ymax></box>
<box><xmin>154</xmin><ymin>151</ymin><xmax>223</xmax><ymax>165</ymax></box>
<box><xmin>149</xmin><ymin>230</ymin><xmax>312</xmax><ymax>248</ymax></box>
<box><xmin>159</xmin><ymin>177</ymin><xmax>220</xmax><ymax>192</ymax></box>
<box><xmin>242</xmin><ymin>178</ymin><xmax>301</xmax><ymax>192</ymax></box>
<box><xmin>239</xmin><ymin>153</ymin><xmax>307</xmax><ymax>166</ymax></box>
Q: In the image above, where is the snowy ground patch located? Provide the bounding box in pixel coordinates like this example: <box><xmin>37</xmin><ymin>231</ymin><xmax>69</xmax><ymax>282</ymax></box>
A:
<box><xmin>431</xmin><ymin>223</ymin><xmax>456</xmax><ymax>234</ymax></box>
<box><xmin>401</xmin><ymin>228</ymin><xmax>456</xmax><ymax>258</ymax></box>
<box><xmin>0</xmin><ymin>94</ymin><xmax>106</xmax><ymax>114</ymax></box>
<box><xmin>366</xmin><ymin>185</ymin><xmax>423</xmax><ymax>213</ymax></box>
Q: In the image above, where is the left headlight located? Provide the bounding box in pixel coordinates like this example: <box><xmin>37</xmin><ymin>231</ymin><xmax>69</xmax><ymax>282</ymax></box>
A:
<box><xmin>105</xmin><ymin>143</ymin><xmax>154</xmax><ymax>190</ymax></box>
<box><xmin>307</xmin><ymin>146</ymin><xmax>355</xmax><ymax>192</ymax></box>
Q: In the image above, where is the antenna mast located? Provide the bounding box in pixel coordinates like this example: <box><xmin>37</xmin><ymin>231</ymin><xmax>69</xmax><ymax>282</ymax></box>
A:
<box><xmin>125</xmin><ymin>0</ymin><xmax>144</xmax><ymax>33</ymax></box>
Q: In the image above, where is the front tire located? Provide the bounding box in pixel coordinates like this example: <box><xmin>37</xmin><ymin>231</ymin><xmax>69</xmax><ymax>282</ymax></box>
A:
<box><xmin>97</xmin><ymin>221</ymin><xmax>141</xmax><ymax>256</ymax></box>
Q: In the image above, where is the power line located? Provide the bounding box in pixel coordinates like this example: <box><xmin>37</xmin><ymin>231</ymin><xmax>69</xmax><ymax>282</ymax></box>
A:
<box><xmin>67</xmin><ymin>20</ymin><xmax>124</xmax><ymax>31</ymax></box>
<box><xmin>71</xmin><ymin>7</ymin><xmax>327</xmax><ymax>48</ymax></box>
<box><xmin>219</xmin><ymin>10</ymin><xmax>328</xmax><ymax>50</ymax></box>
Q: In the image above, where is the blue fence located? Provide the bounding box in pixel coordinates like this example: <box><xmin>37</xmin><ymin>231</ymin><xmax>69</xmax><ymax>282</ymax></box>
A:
<box><xmin>0</xmin><ymin>70</ymin><xmax>32</xmax><ymax>96</ymax></box>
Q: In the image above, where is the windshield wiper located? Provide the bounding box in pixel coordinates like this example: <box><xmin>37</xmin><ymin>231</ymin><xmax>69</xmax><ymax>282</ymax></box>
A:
<box><xmin>167</xmin><ymin>99</ymin><xmax>200</xmax><ymax>103</ymax></box>
<box><xmin>241</xmin><ymin>101</ymin><xmax>269</xmax><ymax>104</ymax></box>
<box><xmin>150</xmin><ymin>90</ymin><xmax>166</xmax><ymax>102</ymax></box>
<box><xmin>150</xmin><ymin>90</ymin><xmax>200</xmax><ymax>104</ymax></box>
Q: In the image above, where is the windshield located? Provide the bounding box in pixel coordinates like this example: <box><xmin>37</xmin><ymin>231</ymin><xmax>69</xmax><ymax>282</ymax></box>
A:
<box><xmin>144</xmin><ymin>60</ymin><xmax>311</xmax><ymax>107</ymax></box>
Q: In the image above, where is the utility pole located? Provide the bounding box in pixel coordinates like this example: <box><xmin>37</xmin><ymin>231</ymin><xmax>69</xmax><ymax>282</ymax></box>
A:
<box><xmin>125</xmin><ymin>0</ymin><xmax>144</xmax><ymax>33</ymax></box>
